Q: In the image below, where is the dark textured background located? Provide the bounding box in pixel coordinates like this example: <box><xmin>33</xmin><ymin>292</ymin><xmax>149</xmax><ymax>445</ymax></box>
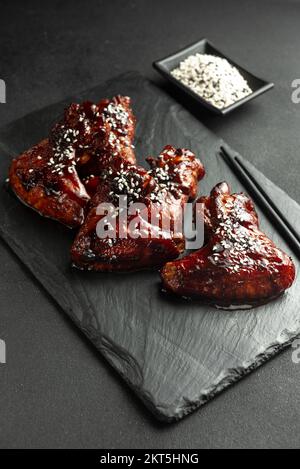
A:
<box><xmin>0</xmin><ymin>0</ymin><xmax>299</xmax><ymax>449</ymax></box>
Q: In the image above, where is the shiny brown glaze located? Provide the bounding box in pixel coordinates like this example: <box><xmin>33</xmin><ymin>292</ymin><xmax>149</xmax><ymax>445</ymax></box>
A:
<box><xmin>50</xmin><ymin>95</ymin><xmax>136</xmax><ymax>192</ymax></box>
<box><xmin>9</xmin><ymin>138</ymin><xmax>89</xmax><ymax>228</ymax></box>
<box><xmin>9</xmin><ymin>96</ymin><xmax>136</xmax><ymax>228</ymax></box>
<box><xmin>71</xmin><ymin>146</ymin><xmax>205</xmax><ymax>271</ymax></box>
<box><xmin>161</xmin><ymin>182</ymin><xmax>296</xmax><ymax>307</ymax></box>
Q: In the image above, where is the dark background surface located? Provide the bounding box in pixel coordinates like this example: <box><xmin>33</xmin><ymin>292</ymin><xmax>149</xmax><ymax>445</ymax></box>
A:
<box><xmin>0</xmin><ymin>0</ymin><xmax>299</xmax><ymax>449</ymax></box>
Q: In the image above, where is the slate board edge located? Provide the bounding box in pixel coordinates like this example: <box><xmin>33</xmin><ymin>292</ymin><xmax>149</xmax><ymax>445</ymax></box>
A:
<box><xmin>1</xmin><ymin>72</ymin><xmax>300</xmax><ymax>423</ymax></box>
<box><xmin>65</xmin><ymin>319</ymin><xmax>300</xmax><ymax>423</ymax></box>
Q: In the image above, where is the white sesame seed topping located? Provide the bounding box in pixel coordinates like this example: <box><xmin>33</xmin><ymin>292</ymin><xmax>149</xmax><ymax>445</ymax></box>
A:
<box><xmin>171</xmin><ymin>53</ymin><xmax>252</xmax><ymax>109</ymax></box>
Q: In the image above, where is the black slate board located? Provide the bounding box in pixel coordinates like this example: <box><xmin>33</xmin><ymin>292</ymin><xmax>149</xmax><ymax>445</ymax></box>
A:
<box><xmin>0</xmin><ymin>72</ymin><xmax>299</xmax><ymax>422</ymax></box>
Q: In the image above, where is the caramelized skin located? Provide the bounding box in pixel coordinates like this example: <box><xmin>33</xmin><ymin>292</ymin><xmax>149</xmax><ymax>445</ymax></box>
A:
<box><xmin>50</xmin><ymin>95</ymin><xmax>136</xmax><ymax>192</ymax></box>
<box><xmin>71</xmin><ymin>146</ymin><xmax>205</xmax><ymax>271</ymax></box>
<box><xmin>9</xmin><ymin>139</ymin><xmax>89</xmax><ymax>228</ymax></box>
<box><xmin>161</xmin><ymin>182</ymin><xmax>296</xmax><ymax>307</ymax></box>
<box><xmin>9</xmin><ymin>96</ymin><xmax>136</xmax><ymax>228</ymax></box>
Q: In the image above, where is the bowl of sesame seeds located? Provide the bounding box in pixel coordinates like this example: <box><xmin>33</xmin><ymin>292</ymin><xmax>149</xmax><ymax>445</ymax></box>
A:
<box><xmin>153</xmin><ymin>38</ymin><xmax>274</xmax><ymax>115</ymax></box>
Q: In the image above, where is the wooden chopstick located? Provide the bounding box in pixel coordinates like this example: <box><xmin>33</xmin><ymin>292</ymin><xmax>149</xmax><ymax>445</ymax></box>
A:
<box><xmin>220</xmin><ymin>145</ymin><xmax>300</xmax><ymax>260</ymax></box>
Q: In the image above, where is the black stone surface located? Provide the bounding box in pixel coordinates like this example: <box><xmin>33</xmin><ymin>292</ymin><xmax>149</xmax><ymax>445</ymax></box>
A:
<box><xmin>0</xmin><ymin>72</ymin><xmax>299</xmax><ymax>423</ymax></box>
<box><xmin>1</xmin><ymin>0</ymin><xmax>300</xmax><ymax>449</ymax></box>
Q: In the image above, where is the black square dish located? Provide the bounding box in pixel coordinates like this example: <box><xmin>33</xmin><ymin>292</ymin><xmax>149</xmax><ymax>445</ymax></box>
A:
<box><xmin>153</xmin><ymin>38</ymin><xmax>274</xmax><ymax>115</ymax></box>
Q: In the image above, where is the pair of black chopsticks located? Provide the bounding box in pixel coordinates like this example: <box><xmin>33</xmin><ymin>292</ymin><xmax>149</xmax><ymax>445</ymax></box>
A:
<box><xmin>220</xmin><ymin>145</ymin><xmax>300</xmax><ymax>260</ymax></box>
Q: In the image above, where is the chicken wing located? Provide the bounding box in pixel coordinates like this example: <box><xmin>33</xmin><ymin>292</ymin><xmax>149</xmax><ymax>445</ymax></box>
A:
<box><xmin>71</xmin><ymin>146</ymin><xmax>205</xmax><ymax>271</ymax></box>
<box><xmin>161</xmin><ymin>182</ymin><xmax>296</xmax><ymax>307</ymax></box>
<box><xmin>9</xmin><ymin>96</ymin><xmax>136</xmax><ymax>228</ymax></box>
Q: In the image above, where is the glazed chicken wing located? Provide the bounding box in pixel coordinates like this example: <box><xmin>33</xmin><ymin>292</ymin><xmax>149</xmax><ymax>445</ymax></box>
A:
<box><xmin>161</xmin><ymin>182</ymin><xmax>295</xmax><ymax>308</ymax></box>
<box><xmin>71</xmin><ymin>146</ymin><xmax>205</xmax><ymax>271</ymax></box>
<box><xmin>9</xmin><ymin>138</ymin><xmax>90</xmax><ymax>228</ymax></box>
<box><xmin>50</xmin><ymin>95</ymin><xmax>136</xmax><ymax>194</ymax></box>
<box><xmin>9</xmin><ymin>96</ymin><xmax>136</xmax><ymax>228</ymax></box>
